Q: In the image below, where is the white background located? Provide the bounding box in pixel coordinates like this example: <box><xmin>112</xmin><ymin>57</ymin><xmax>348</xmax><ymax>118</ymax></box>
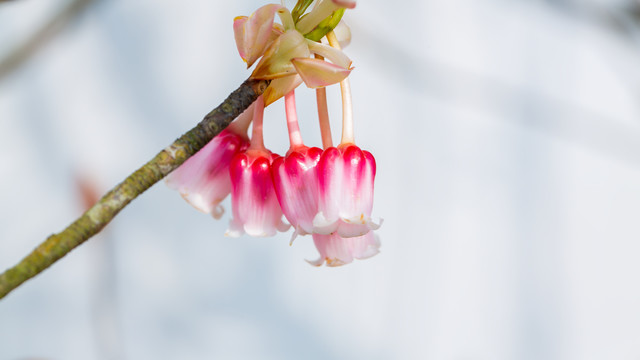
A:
<box><xmin>1</xmin><ymin>0</ymin><xmax>640</xmax><ymax>359</ymax></box>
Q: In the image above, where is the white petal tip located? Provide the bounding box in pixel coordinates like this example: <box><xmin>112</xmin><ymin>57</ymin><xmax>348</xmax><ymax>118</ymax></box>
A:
<box><xmin>312</xmin><ymin>212</ymin><xmax>339</xmax><ymax>235</ymax></box>
<box><xmin>289</xmin><ymin>230</ymin><xmax>299</xmax><ymax>246</ymax></box>
<box><xmin>225</xmin><ymin>219</ymin><xmax>244</xmax><ymax>238</ymax></box>
<box><xmin>305</xmin><ymin>258</ymin><xmax>324</xmax><ymax>267</ymax></box>
<box><xmin>211</xmin><ymin>204</ymin><xmax>225</xmax><ymax>220</ymax></box>
<box><xmin>326</xmin><ymin>258</ymin><xmax>348</xmax><ymax>267</ymax></box>
<box><xmin>224</xmin><ymin>230</ymin><xmax>242</xmax><ymax>238</ymax></box>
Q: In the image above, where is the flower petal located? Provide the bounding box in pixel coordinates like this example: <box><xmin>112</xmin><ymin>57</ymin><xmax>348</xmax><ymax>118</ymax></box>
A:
<box><xmin>314</xmin><ymin>147</ymin><xmax>342</xmax><ymax>233</ymax></box>
<box><xmin>308</xmin><ymin>231</ymin><xmax>380</xmax><ymax>267</ymax></box>
<box><xmin>336</xmin><ymin>218</ymin><xmax>381</xmax><ymax>238</ymax></box>
<box><xmin>313</xmin><ymin>146</ymin><xmax>379</xmax><ymax>236</ymax></box>
<box><xmin>291</xmin><ymin>57</ymin><xmax>352</xmax><ymax>88</ymax></box>
<box><xmin>227</xmin><ymin>152</ymin><xmax>290</xmax><ymax>237</ymax></box>
<box><xmin>312</xmin><ymin>211</ymin><xmax>339</xmax><ymax>235</ymax></box>
<box><xmin>233</xmin><ymin>4</ymin><xmax>284</xmax><ymax>68</ymax></box>
<box><xmin>296</xmin><ymin>0</ymin><xmax>354</xmax><ymax>34</ymax></box>
<box><xmin>306</xmin><ymin>40</ymin><xmax>352</xmax><ymax>68</ymax></box>
<box><xmin>331</xmin><ymin>0</ymin><xmax>356</xmax><ymax>9</ymax></box>
<box><xmin>252</xmin><ymin>29</ymin><xmax>311</xmax><ymax>80</ymax></box>
<box><xmin>262</xmin><ymin>74</ymin><xmax>304</xmax><ymax>106</ymax></box>
<box><xmin>165</xmin><ymin>129</ymin><xmax>249</xmax><ymax>218</ymax></box>
<box><xmin>272</xmin><ymin>147</ymin><xmax>323</xmax><ymax>236</ymax></box>
<box><xmin>332</xmin><ymin>21</ymin><xmax>352</xmax><ymax>48</ymax></box>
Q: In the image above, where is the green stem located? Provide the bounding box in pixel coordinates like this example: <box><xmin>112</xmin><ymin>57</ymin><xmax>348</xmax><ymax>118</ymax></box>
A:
<box><xmin>0</xmin><ymin>78</ymin><xmax>270</xmax><ymax>300</ymax></box>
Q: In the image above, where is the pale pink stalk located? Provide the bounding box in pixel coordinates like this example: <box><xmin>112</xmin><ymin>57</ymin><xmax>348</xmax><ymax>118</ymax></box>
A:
<box><xmin>284</xmin><ymin>90</ymin><xmax>304</xmax><ymax>148</ymax></box>
<box><xmin>310</xmin><ymin>31</ymin><xmax>380</xmax><ymax>237</ymax></box>
<box><xmin>165</xmin><ymin>105</ymin><xmax>253</xmax><ymax>219</ymax></box>
<box><xmin>227</xmin><ymin>96</ymin><xmax>289</xmax><ymax>237</ymax></box>
<box><xmin>327</xmin><ymin>30</ymin><xmax>354</xmax><ymax>144</ymax></box>
<box><xmin>316</xmin><ymin>86</ymin><xmax>333</xmax><ymax>149</ymax></box>
<box><xmin>308</xmin><ymin>231</ymin><xmax>380</xmax><ymax>267</ymax></box>
<box><xmin>313</xmin><ymin>53</ymin><xmax>333</xmax><ymax>149</ymax></box>
<box><xmin>248</xmin><ymin>96</ymin><xmax>267</xmax><ymax>153</ymax></box>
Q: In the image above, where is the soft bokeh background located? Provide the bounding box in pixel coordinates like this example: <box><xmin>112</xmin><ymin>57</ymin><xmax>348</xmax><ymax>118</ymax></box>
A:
<box><xmin>2</xmin><ymin>0</ymin><xmax>640</xmax><ymax>359</ymax></box>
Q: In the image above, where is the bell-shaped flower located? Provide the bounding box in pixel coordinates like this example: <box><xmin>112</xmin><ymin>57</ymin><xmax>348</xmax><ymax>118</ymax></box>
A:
<box><xmin>271</xmin><ymin>90</ymin><xmax>322</xmax><ymax>240</ymax></box>
<box><xmin>313</xmin><ymin>144</ymin><xmax>380</xmax><ymax>237</ymax></box>
<box><xmin>165</xmin><ymin>106</ymin><xmax>252</xmax><ymax>219</ymax></box>
<box><xmin>226</xmin><ymin>96</ymin><xmax>290</xmax><ymax>237</ymax></box>
<box><xmin>308</xmin><ymin>230</ymin><xmax>380</xmax><ymax>267</ymax></box>
<box><xmin>226</xmin><ymin>150</ymin><xmax>290</xmax><ymax>237</ymax></box>
<box><xmin>272</xmin><ymin>146</ymin><xmax>323</xmax><ymax>239</ymax></box>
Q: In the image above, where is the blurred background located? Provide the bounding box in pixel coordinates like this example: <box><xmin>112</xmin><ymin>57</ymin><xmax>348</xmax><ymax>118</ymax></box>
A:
<box><xmin>2</xmin><ymin>0</ymin><xmax>640</xmax><ymax>359</ymax></box>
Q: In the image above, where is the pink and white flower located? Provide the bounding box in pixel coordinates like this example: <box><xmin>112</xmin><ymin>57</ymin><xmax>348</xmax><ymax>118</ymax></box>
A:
<box><xmin>227</xmin><ymin>151</ymin><xmax>289</xmax><ymax>237</ymax></box>
<box><xmin>272</xmin><ymin>146</ymin><xmax>323</xmax><ymax>239</ymax></box>
<box><xmin>226</xmin><ymin>96</ymin><xmax>290</xmax><ymax>237</ymax></box>
<box><xmin>313</xmin><ymin>144</ymin><xmax>380</xmax><ymax>237</ymax></box>
<box><xmin>271</xmin><ymin>90</ymin><xmax>323</xmax><ymax>240</ymax></box>
<box><xmin>167</xmin><ymin>1</ymin><xmax>381</xmax><ymax>267</ymax></box>
<box><xmin>165</xmin><ymin>106</ymin><xmax>252</xmax><ymax>219</ymax></box>
<box><xmin>308</xmin><ymin>231</ymin><xmax>380</xmax><ymax>267</ymax></box>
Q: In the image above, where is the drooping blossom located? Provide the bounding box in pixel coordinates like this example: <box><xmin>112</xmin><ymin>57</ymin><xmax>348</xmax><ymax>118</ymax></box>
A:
<box><xmin>165</xmin><ymin>105</ymin><xmax>252</xmax><ymax>219</ymax></box>
<box><xmin>226</xmin><ymin>96</ymin><xmax>290</xmax><ymax>237</ymax></box>
<box><xmin>166</xmin><ymin>0</ymin><xmax>381</xmax><ymax>267</ymax></box>
<box><xmin>271</xmin><ymin>90</ymin><xmax>323</xmax><ymax>240</ymax></box>
<box><xmin>272</xmin><ymin>146</ymin><xmax>322</xmax><ymax>238</ymax></box>
<box><xmin>310</xmin><ymin>30</ymin><xmax>380</xmax><ymax>238</ymax></box>
<box><xmin>308</xmin><ymin>231</ymin><xmax>380</xmax><ymax>267</ymax></box>
<box><xmin>301</xmin><ymin>29</ymin><xmax>381</xmax><ymax>266</ymax></box>
<box><xmin>312</xmin><ymin>144</ymin><xmax>380</xmax><ymax>237</ymax></box>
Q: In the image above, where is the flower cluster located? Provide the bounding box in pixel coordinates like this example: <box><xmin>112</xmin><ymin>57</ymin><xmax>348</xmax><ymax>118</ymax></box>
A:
<box><xmin>166</xmin><ymin>0</ymin><xmax>381</xmax><ymax>266</ymax></box>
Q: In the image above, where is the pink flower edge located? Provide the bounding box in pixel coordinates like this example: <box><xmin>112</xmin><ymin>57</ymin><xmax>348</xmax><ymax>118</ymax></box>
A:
<box><xmin>307</xmin><ymin>231</ymin><xmax>381</xmax><ymax>267</ymax></box>
<box><xmin>165</xmin><ymin>129</ymin><xmax>248</xmax><ymax>219</ymax></box>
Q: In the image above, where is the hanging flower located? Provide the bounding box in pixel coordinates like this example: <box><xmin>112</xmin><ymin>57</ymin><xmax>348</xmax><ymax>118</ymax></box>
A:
<box><xmin>272</xmin><ymin>146</ymin><xmax>323</xmax><ymax>239</ymax></box>
<box><xmin>226</xmin><ymin>96</ymin><xmax>290</xmax><ymax>237</ymax></box>
<box><xmin>313</xmin><ymin>144</ymin><xmax>380</xmax><ymax>237</ymax></box>
<box><xmin>165</xmin><ymin>106</ymin><xmax>252</xmax><ymax>219</ymax></box>
<box><xmin>308</xmin><ymin>231</ymin><xmax>380</xmax><ymax>267</ymax></box>
<box><xmin>310</xmin><ymin>29</ymin><xmax>381</xmax><ymax>239</ymax></box>
<box><xmin>166</xmin><ymin>0</ymin><xmax>381</xmax><ymax>267</ymax></box>
<box><xmin>271</xmin><ymin>90</ymin><xmax>323</xmax><ymax>240</ymax></box>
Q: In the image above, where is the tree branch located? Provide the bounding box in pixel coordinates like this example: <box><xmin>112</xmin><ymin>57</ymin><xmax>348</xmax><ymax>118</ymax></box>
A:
<box><xmin>0</xmin><ymin>78</ymin><xmax>270</xmax><ymax>300</ymax></box>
